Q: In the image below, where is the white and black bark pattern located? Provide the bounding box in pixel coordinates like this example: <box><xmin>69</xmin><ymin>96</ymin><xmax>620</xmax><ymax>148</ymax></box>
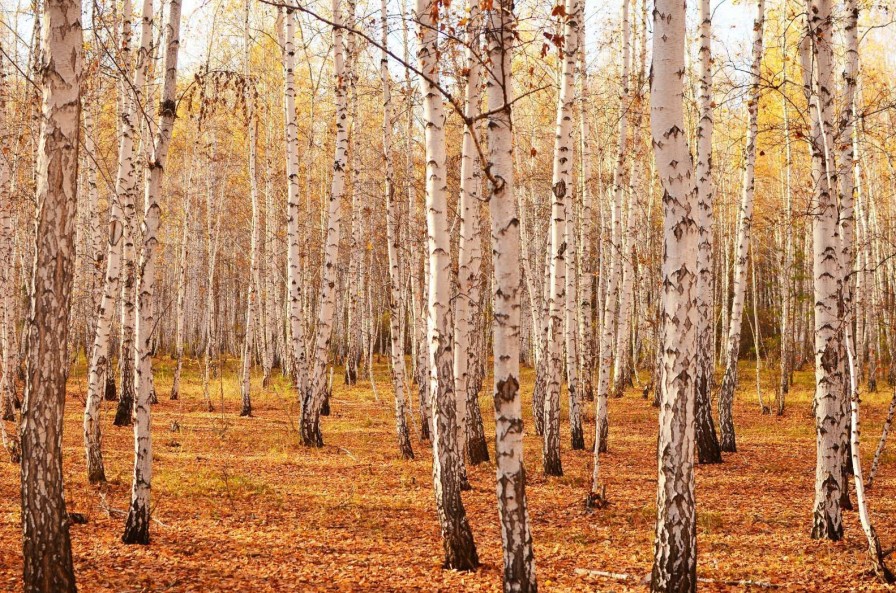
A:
<box><xmin>486</xmin><ymin>0</ymin><xmax>537</xmax><ymax>588</ymax></box>
<box><xmin>84</xmin><ymin>0</ymin><xmax>144</xmax><ymax>476</ymax></box>
<box><xmin>453</xmin><ymin>1</ymin><xmax>483</xmax><ymax>476</ymax></box>
<box><xmin>170</xmin><ymin>175</ymin><xmax>191</xmax><ymax>400</ymax></box>
<box><xmin>595</xmin><ymin>0</ymin><xmax>629</xmax><ymax>455</ymax></box>
<box><xmin>239</xmin><ymin>0</ymin><xmax>259</xmax><ymax>418</ymax></box>
<box><xmin>694</xmin><ymin>0</ymin><xmax>721</xmax><ymax>464</ymax></box>
<box><xmin>718</xmin><ymin>0</ymin><xmax>764</xmax><ymax>454</ymax></box>
<box><xmin>415</xmin><ymin>0</ymin><xmax>479</xmax><ymax>570</ymax></box>
<box><xmin>803</xmin><ymin>0</ymin><xmax>844</xmax><ymax>542</ymax></box>
<box><xmin>381</xmin><ymin>0</ymin><xmax>413</xmax><ymax>460</ymax></box>
<box><xmin>845</xmin><ymin>328</ymin><xmax>894</xmax><ymax>582</ymax></box>
<box><xmin>576</xmin><ymin>34</ymin><xmax>595</xmax><ymax>405</ymax></box>
<box><xmin>123</xmin><ymin>0</ymin><xmax>181</xmax><ymax>545</ymax></box>
<box><xmin>649</xmin><ymin>0</ymin><xmax>698</xmax><ymax>590</ymax></box>
<box><xmin>565</xmin><ymin>187</ymin><xmax>583</xmax><ymax>451</ymax></box>
<box><xmin>301</xmin><ymin>0</ymin><xmax>345</xmax><ymax>447</ymax></box>
<box><xmin>543</xmin><ymin>0</ymin><xmax>579</xmax><ymax>477</ymax></box>
<box><xmin>868</xmin><ymin>388</ymin><xmax>896</xmax><ymax>488</ymax></box>
<box><xmin>20</xmin><ymin>0</ymin><xmax>81</xmax><ymax>586</ymax></box>
<box><xmin>282</xmin><ymin>7</ymin><xmax>309</xmax><ymax>403</ymax></box>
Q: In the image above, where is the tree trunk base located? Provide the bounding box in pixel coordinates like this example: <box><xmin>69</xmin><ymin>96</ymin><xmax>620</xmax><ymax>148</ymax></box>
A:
<box><xmin>121</xmin><ymin>502</ymin><xmax>150</xmax><ymax>545</ymax></box>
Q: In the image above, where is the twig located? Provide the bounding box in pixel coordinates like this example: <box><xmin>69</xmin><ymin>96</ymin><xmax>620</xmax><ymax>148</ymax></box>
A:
<box><xmin>574</xmin><ymin>568</ymin><xmax>780</xmax><ymax>588</ymax></box>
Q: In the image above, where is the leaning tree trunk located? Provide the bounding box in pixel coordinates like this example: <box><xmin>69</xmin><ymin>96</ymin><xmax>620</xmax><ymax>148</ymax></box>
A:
<box><xmin>650</xmin><ymin>0</ymin><xmax>699</xmax><ymax>590</ymax></box>
<box><xmin>122</xmin><ymin>0</ymin><xmax>181</xmax><ymax>545</ymax></box>
<box><xmin>485</xmin><ymin>0</ymin><xmax>537</xmax><ymax>587</ymax></box>
<box><xmin>380</xmin><ymin>0</ymin><xmax>414</xmax><ymax>460</ymax></box>
<box><xmin>20</xmin><ymin>0</ymin><xmax>81</xmax><ymax>587</ymax></box>
<box><xmin>543</xmin><ymin>0</ymin><xmax>580</xmax><ymax>477</ymax></box>
<box><xmin>301</xmin><ymin>0</ymin><xmax>345</xmax><ymax>447</ymax></box>
<box><xmin>416</xmin><ymin>0</ymin><xmax>479</xmax><ymax>569</ymax></box>
<box><xmin>718</xmin><ymin>0</ymin><xmax>765</xmax><ymax>454</ymax></box>
<box><xmin>804</xmin><ymin>0</ymin><xmax>845</xmax><ymax>542</ymax></box>
<box><xmin>694</xmin><ymin>0</ymin><xmax>722</xmax><ymax>464</ymax></box>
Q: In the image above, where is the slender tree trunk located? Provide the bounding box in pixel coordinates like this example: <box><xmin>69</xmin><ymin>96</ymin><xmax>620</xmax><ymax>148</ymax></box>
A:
<box><xmin>595</xmin><ymin>0</ymin><xmax>629</xmax><ymax>455</ymax></box>
<box><xmin>867</xmin><ymin>388</ymin><xmax>896</xmax><ymax>488</ymax></box>
<box><xmin>485</xmin><ymin>0</ymin><xmax>537</xmax><ymax>587</ymax></box>
<box><xmin>543</xmin><ymin>0</ymin><xmax>580</xmax><ymax>477</ymax></box>
<box><xmin>20</xmin><ymin>0</ymin><xmax>81</xmax><ymax>586</ymax></box>
<box><xmin>122</xmin><ymin>0</ymin><xmax>181</xmax><ymax>544</ymax></box>
<box><xmin>650</xmin><ymin>0</ymin><xmax>698</xmax><ymax>589</ymax></box>
<box><xmin>804</xmin><ymin>0</ymin><xmax>844</xmax><ymax>542</ymax></box>
<box><xmin>694</xmin><ymin>0</ymin><xmax>722</xmax><ymax>464</ymax></box>
<box><xmin>282</xmin><ymin>7</ymin><xmax>310</xmax><ymax>406</ymax></box>
<box><xmin>381</xmin><ymin>0</ymin><xmax>413</xmax><ymax>460</ymax></box>
<box><xmin>301</xmin><ymin>0</ymin><xmax>345</xmax><ymax>447</ymax></box>
<box><xmin>416</xmin><ymin>0</ymin><xmax>479</xmax><ymax>569</ymax></box>
<box><xmin>239</xmin><ymin>0</ymin><xmax>260</xmax><ymax>418</ymax></box>
<box><xmin>718</xmin><ymin>0</ymin><xmax>765</xmax><ymax>453</ymax></box>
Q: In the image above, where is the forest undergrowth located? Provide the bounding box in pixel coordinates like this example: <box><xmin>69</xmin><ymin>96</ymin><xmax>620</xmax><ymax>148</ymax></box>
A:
<box><xmin>2</xmin><ymin>357</ymin><xmax>894</xmax><ymax>592</ymax></box>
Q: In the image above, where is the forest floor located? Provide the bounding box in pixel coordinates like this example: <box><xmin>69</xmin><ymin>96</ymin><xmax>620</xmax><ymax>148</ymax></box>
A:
<box><xmin>2</xmin><ymin>357</ymin><xmax>896</xmax><ymax>592</ymax></box>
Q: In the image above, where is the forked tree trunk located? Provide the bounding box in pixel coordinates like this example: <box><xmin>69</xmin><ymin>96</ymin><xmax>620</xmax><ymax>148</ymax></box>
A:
<box><xmin>485</xmin><ymin>0</ymin><xmax>536</xmax><ymax>587</ymax></box>
<box><xmin>718</xmin><ymin>0</ymin><xmax>765</xmax><ymax>453</ymax></box>
<box><xmin>416</xmin><ymin>0</ymin><xmax>479</xmax><ymax>569</ymax></box>
<box><xmin>20</xmin><ymin>0</ymin><xmax>81</xmax><ymax>586</ymax></box>
<box><xmin>694</xmin><ymin>0</ymin><xmax>722</xmax><ymax>464</ymax></box>
<box><xmin>650</xmin><ymin>0</ymin><xmax>698</xmax><ymax>590</ymax></box>
<box><xmin>381</xmin><ymin>0</ymin><xmax>413</xmax><ymax>460</ymax></box>
<box><xmin>122</xmin><ymin>0</ymin><xmax>181</xmax><ymax>545</ymax></box>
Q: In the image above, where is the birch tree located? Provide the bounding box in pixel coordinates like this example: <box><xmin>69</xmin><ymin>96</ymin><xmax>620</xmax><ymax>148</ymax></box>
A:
<box><xmin>543</xmin><ymin>0</ymin><xmax>580</xmax><ymax>477</ymax></box>
<box><xmin>381</xmin><ymin>0</ymin><xmax>414</xmax><ymax>460</ymax></box>
<box><xmin>485</xmin><ymin>0</ymin><xmax>536</xmax><ymax>586</ymax></box>
<box><xmin>19</xmin><ymin>0</ymin><xmax>81</xmax><ymax>586</ymax></box>
<box><xmin>416</xmin><ymin>0</ymin><xmax>479</xmax><ymax>568</ymax></box>
<box><xmin>694</xmin><ymin>0</ymin><xmax>722</xmax><ymax>464</ymax></box>
<box><xmin>650</xmin><ymin>0</ymin><xmax>699</xmax><ymax>589</ymax></box>
<box><xmin>718</xmin><ymin>0</ymin><xmax>765</xmax><ymax>452</ymax></box>
<box><xmin>122</xmin><ymin>0</ymin><xmax>182</xmax><ymax>544</ymax></box>
<box><xmin>804</xmin><ymin>0</ymin><xmax>845</xmax><ymax>542</ymax></box>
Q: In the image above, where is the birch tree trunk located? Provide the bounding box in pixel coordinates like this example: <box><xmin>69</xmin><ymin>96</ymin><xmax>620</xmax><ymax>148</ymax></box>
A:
<box><xmin>381</xmin><ymin>0</ymin><xmax>414</xmax><ymax>460</ymax></box>
<box><xmin>485</xmin><ymin>0</ymin><xmax>537</xmax><ymax>587</ymax></box>
<box><xmin>845</xmin><ymin>327</ymin><xmax>894</xmax><ymax>582</ymax></box>
<box><xmin>693</xmin><ymin>0</ymin><xmax>722</xmax><ymax>464</ymax></box>
<box><xmin>543</xmin><ymin>0</ymin><xmax>580</xmax><ymax>477</ymax></box>
<box><xmin>84</xmin><ymin>0</ymin><xmax>146</xmax><ymax>478</ymax></box>
<box><xmin>283</xmin><ymin>7</ymin><xmax>310</xmax><ymax>404</ymax></box>
<box><xmin>804</xmin><ymin>0</ymin><xmax>845</xmax><ymax>542</ymax></box>
<box><xmin>20</xmin><ymin>0</ymin><xmax>81</xmax><ymax>586</ymax></box>
<box><xmin>577</xmin><ymin>32</ymin><xmax>595</xmax><ymax>405</ymax></box>
<box><xmin>650</xmin><ymin>0</ymin><xmax>698</xmax><ymax>589</ymax></box>
<box><xmin>416</xmin><ymin>0</ymin><xmax>479</xmax><ymax>568</ymax></box>
<box><xmin>122</xmin><ymin>0</ymin><xmax>181</xmax><ymax>544</ymax></box>
<box><xmin>239</xmin><ymin>0</ymin><xmax>260</xmax><ymax>418</ymax></box>
<box><xmin>595</xmin><ymin>0</ymin><xmax>629</xmax><ymax>455</ymax></box>
<box><xmin>718</xmin><ymin>0</ymin><xmax>765</xmax><ymax>453</ymax></box>
<box><xmin>300</xmin><ymin>0</ymin><xmax>345</xmax><ymax>447</ymax></box>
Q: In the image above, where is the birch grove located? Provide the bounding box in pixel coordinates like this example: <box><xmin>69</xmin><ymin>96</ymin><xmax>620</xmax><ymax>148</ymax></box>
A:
<box><xmin>6</xmin><ymin>0</ymin><xmax>896</xmax><ymax>588</ymax></box>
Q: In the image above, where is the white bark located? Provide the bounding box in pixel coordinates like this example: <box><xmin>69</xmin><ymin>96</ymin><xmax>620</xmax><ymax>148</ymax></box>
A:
<box><xmin>381</xmin><ymin>0</ymin><xmax>414</xmax><ymax>460</ymax></box>
<box><xmin>718</xmin><ymin>0</ymin><xmax>765</xmax><ymax>453</ymax></box>
<box><xmin>301</xmin><ymin>0</ymin><xmax>345</xmax><ymax>446</ymax></box>
<box><xmin>650</xmin><ymin>0</ymin><xmax>698</xmax><ymax>589</ymax></box>
<box><xmin>416</xmin><ymin>0</ymin><xmax>479</xmax><ymax>568</ymax></box>
<box><xmin>20</xmin><ymin>0</ymin><xmax>81</xmax><ymax>586</ymax></box>
<box><xmin>123</xmin><ymin>0</ymin><xmax>181</xmax><ymax>545</ymax></box>
<box><xmin>543</xmin><ymin>0</ymin><xmax>580</xmax><ymax>477</ymax></box>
